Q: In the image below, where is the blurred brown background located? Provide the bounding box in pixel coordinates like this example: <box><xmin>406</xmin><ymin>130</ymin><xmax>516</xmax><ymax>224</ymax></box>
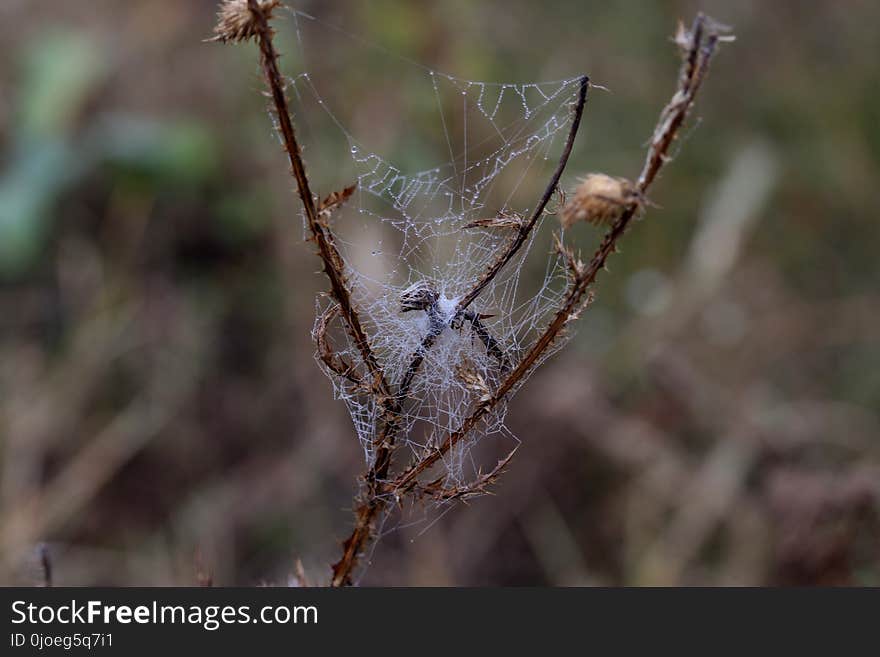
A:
<box><xmin>1</xmin><ymin>0</ymin><xmax>878</xmax><ymax>586</ymax></box>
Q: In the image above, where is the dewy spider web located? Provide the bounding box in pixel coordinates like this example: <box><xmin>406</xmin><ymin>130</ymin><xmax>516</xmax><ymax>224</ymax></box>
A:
<box><xmin>279</xmin><ymin>8</ymin><xmax>587</xmax><ymax>489</ymax></box>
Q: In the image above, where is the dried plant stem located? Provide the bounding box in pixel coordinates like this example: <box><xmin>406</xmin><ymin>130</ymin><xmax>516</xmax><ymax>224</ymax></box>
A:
<box><xmin>236</xmin><ymin>0</ymin><xmax>404</xmax><ymax>585</ymax></box>
<box><xmin>245</xmin><ymin>0</ymin><xmax>390</xmax><ymax>400</ymax></box>
<box><xmin>456</xmin><ymin>75</ymin><xmax>590</xmax><ymax>311</ymax></box>
<box><xmin>314</xmin><ymin>304</ymin><xmax>362</xmax><ymax>388</ymax></box>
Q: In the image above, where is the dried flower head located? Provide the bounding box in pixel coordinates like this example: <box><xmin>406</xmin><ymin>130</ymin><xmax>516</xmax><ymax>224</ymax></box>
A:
<box><xmin>211</xmin><ymin>0</ymin><xmax>281</xmax><ymax>44</ymax></box>
<box><xmin>560</xmin><ymin>173</ymin><xmax>641</xmax><ymax>228</ymax></box>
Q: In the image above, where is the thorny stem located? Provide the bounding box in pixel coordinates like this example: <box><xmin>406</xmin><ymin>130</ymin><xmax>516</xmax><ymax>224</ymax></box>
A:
<box><xmin>414</xmin><ymin>447</ymin><xmax>518</xmax><ymax>502</ymax></box>
<box><xmin>388</xmin><ymin>13</ymin><xmax>727</xmax><ymax>497</ymax></box>
<box><xmin>238</xmin><ymin>0</ymin><xmax>401</xmax><ymax>586</ymax></box>
<box><xmin>315</xmin><ymin>304</ymin><xmax>362</xmax><ymax>388</ymax></box>
<box><xmin>461</xmin><ymin>310</ymin><xmax>510</xmax><ymax>371</ymax></box>
<box><xmin>456</xmin><ymin>75</ymin><xmax>590</xmax><ymax>311</ymax></box>
<box><xmin>246</xmin><ymin>0</ymin><xmax>391</xmax><ymax>400</ymax></box>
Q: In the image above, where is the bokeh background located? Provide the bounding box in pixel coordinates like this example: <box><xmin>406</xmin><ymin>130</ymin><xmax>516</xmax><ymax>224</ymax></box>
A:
<box><xmin>1</xmin><ymin>0</ymin><xmax>878</xmax><ymax>586</ymax></box>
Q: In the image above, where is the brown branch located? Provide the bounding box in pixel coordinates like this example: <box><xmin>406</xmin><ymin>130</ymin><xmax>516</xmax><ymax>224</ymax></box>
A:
<box><xmin>414</xmin><ymin>447</ymin><xmax>518</xmax><ymax>502</ymax></box>
<box><xmin>388</xmin><ymin>13</ymin><xmax>728</xmax><ymax>497</ymax></box>
<box><xmin>240</xmin><ymin>0</ymin><xmax>392</xmax><ymax>402</ymax></box>
<box><xmin>314</xmin><ymin>303</ymin><xmax>363</xmax><ymax>388</ymax></box>
<box><xmin>637</xmin><ymin>15</ymin><xmax>727</xmax><ymax>191</ymax></box>
<box><xmin>461</xmin><ymin>310</ymin><xmax>510</xmax><ymax>371</ymax></box>
<box><xmin>243</xmin><ymin>2</ymin><xmax>403</xmax><ymax>561</ymax></box>
<box><xmin>214</xmin><ymin>1</ymin><xmax>404</xmax><ymax>586</ymax></box>
<box><xmin>457</xmin><ymin>75</ymin><xmax>590</xmax><ymax>311</ymax></box>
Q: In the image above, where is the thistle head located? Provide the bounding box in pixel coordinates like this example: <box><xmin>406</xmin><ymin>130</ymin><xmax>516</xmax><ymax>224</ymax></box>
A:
<box><xmin>560</xmin><ymin>173</ymin><xmax>642</xmax><ymax>229</ymax></box>
<box><xmin>211</xmin><ymin>0</ymin><xmax>281</xmax><ymax>44</ymax></box>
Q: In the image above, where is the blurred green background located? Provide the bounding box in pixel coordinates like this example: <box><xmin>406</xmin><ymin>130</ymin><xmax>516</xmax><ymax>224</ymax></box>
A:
<box><xmin>1</xmin><ymin>0</ymin><xmax>878</xmax><ymax>585</ymax></box>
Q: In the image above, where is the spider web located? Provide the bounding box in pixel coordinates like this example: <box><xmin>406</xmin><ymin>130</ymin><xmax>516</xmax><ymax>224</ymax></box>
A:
<box><xmin>279</xmin><ymin>8</ymin><xmax>586</xmax><ymax>490</ymax></box>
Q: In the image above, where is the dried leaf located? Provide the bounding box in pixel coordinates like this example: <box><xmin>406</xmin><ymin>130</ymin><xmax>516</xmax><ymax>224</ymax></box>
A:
<box><xmin>314</xmin><ymin>304</ymin><xmax>363</xmax><ymax>388</ymax></box>
<box><xmin>318</xmin><ymin>184</ymin><xmax>357</xmax><ymax>215</ymax></box>
<box><xmin>464</xmin><ymin>210</ymin><xmax>525</xmax><ymax>230</ymax></box>
<box><xmin>415</xmin><ymin>446</ymin><xmax>518</xmax><ymax>502</ymax></box>
<box><xmin>553</xmin><ymin>233</ymin><xmax>586</xmax><ymax>282</ymax></box>
<box><xmin>673</xmin><ymin>19</ymin><xmax>692</xmax><ymax>53</ymax></box>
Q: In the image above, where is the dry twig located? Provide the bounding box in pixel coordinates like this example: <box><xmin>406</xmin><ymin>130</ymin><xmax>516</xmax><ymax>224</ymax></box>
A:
<box><xmin>213</xmin><ymin>0</ymin><xmax>404</xmax><ymax>585</ymax></box>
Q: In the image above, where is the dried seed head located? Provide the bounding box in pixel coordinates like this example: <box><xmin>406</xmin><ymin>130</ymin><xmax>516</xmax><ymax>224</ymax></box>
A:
<box><xmin>211</xmin><ymin>0</ymin><xmax>281</xmax><ymax>44</ymax></box>
<box><xmin>560</xmin><ymin>173</ymin><xmax>641</xmax><ymax>229</ymax></box>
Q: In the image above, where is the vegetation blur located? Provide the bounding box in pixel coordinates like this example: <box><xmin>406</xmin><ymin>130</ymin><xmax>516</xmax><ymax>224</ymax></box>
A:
<box><xmin>1</xmin><ymin>0</ymin><xmax>878</xmax><ymax>585</ymax></box>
